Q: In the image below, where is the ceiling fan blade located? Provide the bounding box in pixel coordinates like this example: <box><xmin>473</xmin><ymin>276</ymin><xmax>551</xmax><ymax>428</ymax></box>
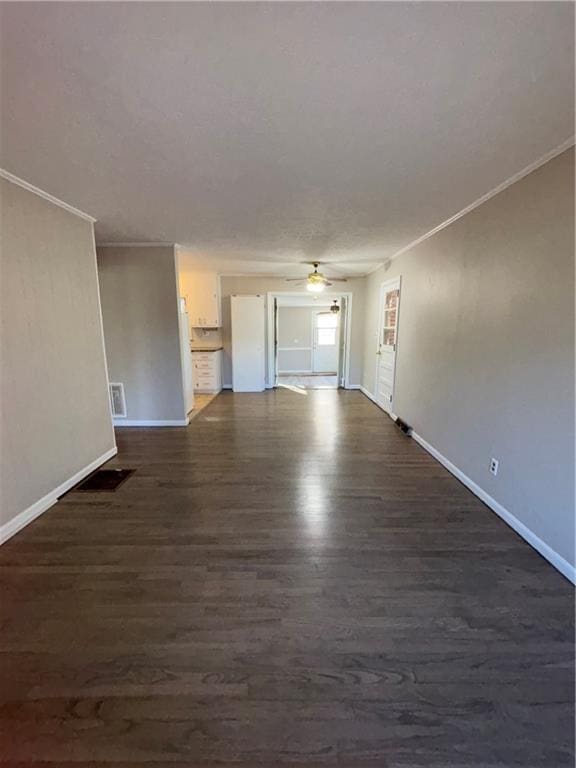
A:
<box><xmin>327</xmin><ymin>277</ymin><xmax>348</xmax><ymax>282</ymax></box>
<box><xmin>285</xmin><ymin>278</ymin><xmax>306</xmax><ymax>282</ymax></box>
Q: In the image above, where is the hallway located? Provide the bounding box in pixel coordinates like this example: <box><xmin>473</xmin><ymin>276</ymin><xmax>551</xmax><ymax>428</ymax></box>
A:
<box><xmin>0</xmin><ymin>389</ymin><xmax>573</xmax><ymax>766</ymax></box>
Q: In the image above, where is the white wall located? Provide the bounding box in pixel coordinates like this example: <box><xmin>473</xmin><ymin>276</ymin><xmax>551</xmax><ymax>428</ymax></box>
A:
<box><xmin>97</xmin><ymin>246</ymin><xmax>187</xmax><ymax>424</ymax></box>
<box><xmin>0</xmin><ymin>177</ymin><xmax>116</xmax><ymax>536</ymax></box>
<box><xmin>219</xmin><ymin>276</ymin><xmax>366</xmax><ymax>388</ymax></box>
<box><xmin>362</xmin><ymin>148</ymin><xmax>575</xmax><ymax>575</ymax></box>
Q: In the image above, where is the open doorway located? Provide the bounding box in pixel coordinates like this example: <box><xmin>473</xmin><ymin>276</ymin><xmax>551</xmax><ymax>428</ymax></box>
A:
<box><xmin>270</xmin><ymin>294</ymin><xmax>350</xmax><ymax>390</ymax></box>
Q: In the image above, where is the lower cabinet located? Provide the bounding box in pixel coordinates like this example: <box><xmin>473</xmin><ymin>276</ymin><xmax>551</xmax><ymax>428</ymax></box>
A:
<box><xmin>192</xmin><ymin>350</ymin><xmax>222</xmax><ymax>394</ymax></box>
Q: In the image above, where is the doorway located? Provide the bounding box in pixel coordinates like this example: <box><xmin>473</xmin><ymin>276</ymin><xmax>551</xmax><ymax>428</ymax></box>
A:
<box><xmin>375</xmin><ymin>277</ymin><xmax>401</xmax><ymax>414</ymax></box>
<box><xmin>268</xmin><ymin>293</ymin><xmax>351</xmax><ymax>390</ymax></box>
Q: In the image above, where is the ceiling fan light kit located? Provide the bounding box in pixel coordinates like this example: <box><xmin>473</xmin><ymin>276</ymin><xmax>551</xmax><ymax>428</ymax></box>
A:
<box><xmin>288</xmin><ymin>262</ymin><xmax>348</xmax><ymax>292</ymax></box>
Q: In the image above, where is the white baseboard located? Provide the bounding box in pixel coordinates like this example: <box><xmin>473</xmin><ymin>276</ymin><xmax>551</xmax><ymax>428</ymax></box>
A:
<box><xmin>346</xmin><ymin>384</ymin><xmax>361</xmax><ymax>390</ymax></box>
<box><xmin>0</xmin><ymin>446</ymin><xmax>118</xmax><ymax>546</ymax></box>
<box><xmin>359</xmin><ymin>386</ymin><xmax>398</xmax><ymax>420</ymax></box>
<box><xmin>411</xmin><ymin>431</ymin><xmax>575</xmax><ymax>584</ymax></box>
<box><xmin>359</xmin><ymin>385</ymin><xmax>376</xmax><ymax>402</ymax></box>
<box><xmin>114</xmin><ymin>418</ymin><xmax>189</xmax><ymax>427</ymax></box>
<box><xmin>277</xmin><ymin>370</ymin><xmax>314</xmax><ymax>375</ymax></box>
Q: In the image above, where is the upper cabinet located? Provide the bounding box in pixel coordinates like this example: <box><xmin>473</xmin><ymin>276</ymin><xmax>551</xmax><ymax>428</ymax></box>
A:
<box><xmin>178</xmin><ymin>252</ymin><xmax>221</xmax><ymax>328</ymax></box>
<box><xmin>187</xmin><ymin>271</ymin><xmax>221</xmax><ymax>328</ymax></box>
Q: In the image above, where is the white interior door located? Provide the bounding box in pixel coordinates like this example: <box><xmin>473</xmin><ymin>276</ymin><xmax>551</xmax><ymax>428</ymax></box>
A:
<box><xmin>231</xmin><ymin>294</ymin><xmax>266</xmax><ymax>392</ymax></box>
<box><xmin>312</xmin><ymin>311</ymin><xmax>339</xmax><ymax>374</ymax></box>
<box><xmin>375</xmin><ymin>278</ymin><xmax>401</xmax><ymax>413</ymax></box>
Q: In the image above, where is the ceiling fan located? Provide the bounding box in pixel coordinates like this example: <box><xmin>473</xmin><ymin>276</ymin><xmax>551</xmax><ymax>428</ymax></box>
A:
<box><xmin>285</xmin><ymin>262</ymin><xmax>348</xmax><ymax>293</ymax></box>
<box><xmin>317</xmin><ymin>300</ymin><xmax>341</xmax><ymax>315</ymax></box>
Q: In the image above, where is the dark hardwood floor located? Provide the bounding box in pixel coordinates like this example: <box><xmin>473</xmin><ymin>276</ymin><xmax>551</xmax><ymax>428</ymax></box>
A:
<box><xmin>0</xmin><ymin>390</ymin><xmax>573</xmax><ymax>767</ymax></box>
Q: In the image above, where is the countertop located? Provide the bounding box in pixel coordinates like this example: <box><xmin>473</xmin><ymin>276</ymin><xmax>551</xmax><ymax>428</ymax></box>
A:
<box><xmin>190</xmin><ymin>346</ymin><xmax>223</xmax><ymax>352</ymax></box>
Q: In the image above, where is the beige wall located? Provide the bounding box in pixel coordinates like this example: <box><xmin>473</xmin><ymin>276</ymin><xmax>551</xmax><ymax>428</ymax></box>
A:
<box><xmin>277</xmin><ymin>306</ymin><xmax>314</xmax><ymax>372</ymax></box>
<box><xmin>97</xmin><ymin>246</ymin><xmax>186</xmax><ymax>423</ymax></box>
<box><xmin>362</xmin><ymin>148</ymin><xmax>575</xmax><ymax>569</ymax></box>
<box><xmin>277</xmin><ymin>305</ymin><xmax>339</xmax><ymax>373</ymax></box>
<box><xmin>0</xmin><ymin>178</ymin><xmax>115</xmax><ymax>529</ymax></box>
<box><xmin>277</xmin><ymin>306</ymin><xmax>315</xmax><ymax>348</ymax></box>
<box><xmin>219</xmin><ymin>276</ymin><xmax>366</xmax><ymax>387</ymax></box>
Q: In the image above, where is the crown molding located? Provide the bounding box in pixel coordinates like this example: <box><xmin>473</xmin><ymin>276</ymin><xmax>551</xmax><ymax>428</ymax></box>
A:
<box><xmin>365</xmin><ymin>262</ymin><xmax>386</xmax><ymax>275</ymax></box>
<box><xmin>219</xmin><ymin>272</ymin><xmax>301</xmax><ymax>278</ymax></box>
<box><xmin>219</xmin><ymin>270</ymin><xmax>374</xmax><ymax>279</ymax></box>
<box><xmin>97</xmin><ymin>242</ymin><xmax>175</xmax><ymax>248</ymax></box>
<box><xmin>0</xmin><ymin>168</ymin><xmax>96</xmax><ymax>223</ymax></box>
<box><xmin>385</xmin><ymin>136</ymin><xmax>575</xmax><ymax>265</ymax></box>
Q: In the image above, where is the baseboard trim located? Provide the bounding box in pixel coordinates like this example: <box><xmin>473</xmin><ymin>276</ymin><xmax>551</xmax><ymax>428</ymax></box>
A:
<box><xmin>359</xmin><ymin>385</ymin><xmax>376</xmax><ymax>402</ymax></box>
<box><xmin>411</xmin><ymin>431</ymin><xmax>575</xmax><ymax>584</ymax></box>
<box><xmin>359</xmin><ymin>386</ymin><xmax>398</xmax><ymax>420</ymax></box>
<box><xmin>113</xmin><ymin>418</ymin><xmax>189</xmax><ymax>427</ymax></box>
<box><xmin>0</xmin><ymin>446</ymin><xmax>118</xmax><ymax>546</ymax></box>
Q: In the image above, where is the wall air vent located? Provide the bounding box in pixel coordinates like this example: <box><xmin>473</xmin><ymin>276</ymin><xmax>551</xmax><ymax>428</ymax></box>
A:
<box><xmin>109</xmin><ymin>382</ymin><xmax>126</xmax><ymax>418</ymax></box>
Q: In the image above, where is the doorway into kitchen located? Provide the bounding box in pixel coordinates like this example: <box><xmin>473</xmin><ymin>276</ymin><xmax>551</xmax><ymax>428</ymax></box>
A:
<box><xmin>268</xmin><ymin>293</ymin><xmax>352</xmax><ymax>390</ymax></box>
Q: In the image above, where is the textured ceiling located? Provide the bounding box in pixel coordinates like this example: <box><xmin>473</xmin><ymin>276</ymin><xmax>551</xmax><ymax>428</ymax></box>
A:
<box><xmin>0</xmin><ymin>2</ymin><xmax>573</xmax><ymax>276</ymax></box>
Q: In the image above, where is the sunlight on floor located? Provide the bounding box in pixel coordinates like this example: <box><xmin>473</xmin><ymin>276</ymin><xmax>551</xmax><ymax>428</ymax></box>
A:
<box><xmin>276</xmin><ymin>383</ymin><xmax>308</xmax><ymax>395</ymax></box>
<box><xmin>277</xmin><ymin>374</ymin><xmax>338</xmax><ymax>390</ymax></box>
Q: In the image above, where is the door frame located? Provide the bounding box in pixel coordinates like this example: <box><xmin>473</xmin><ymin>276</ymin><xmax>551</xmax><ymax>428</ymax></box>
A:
<box><xmin>266</xmin><ymin>291</ymin><xmax>353</xmax><ymax>389</ymax></box>
<box><xmin>311</xmin><ymin>308</ymin><xmax>341</xmax><ymax>375</ymax></box>
<box><xmin>374</xmin><ymin>276</ymin><xmax>402</xmax><ymax>417</ymax></box>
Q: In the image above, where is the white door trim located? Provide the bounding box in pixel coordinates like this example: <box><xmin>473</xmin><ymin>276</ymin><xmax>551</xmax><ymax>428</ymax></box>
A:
<box><xmin>374</xmin><ymin>276</ymin><xmax>402</xmax><ymax>415</ymax></box>
<box><xmin>266</xmin><ymin>291</ymin><xmax>353</xmax><ymax>389</ymax></box>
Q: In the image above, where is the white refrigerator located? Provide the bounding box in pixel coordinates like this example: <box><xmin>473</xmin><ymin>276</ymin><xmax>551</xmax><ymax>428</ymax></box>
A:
<box><xmin>231</xmin><ymin>294</ymin><xmax>266</xmax><ymax>392</ymax></box>
<box><xmin>179</xmin><ymin>299</ymin><xmax>194</xmax><ymax>413</ymax></box>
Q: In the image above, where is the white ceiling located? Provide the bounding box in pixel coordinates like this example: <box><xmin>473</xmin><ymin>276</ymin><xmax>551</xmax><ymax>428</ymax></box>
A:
<box><xmin>0</xmin><ymin>2</ymin><xmax>573</xmax><ymax>277</ymax></box>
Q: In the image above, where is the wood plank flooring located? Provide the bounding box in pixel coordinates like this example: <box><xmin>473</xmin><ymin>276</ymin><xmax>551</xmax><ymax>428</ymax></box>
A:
<box><xmin>188</xmin><ymin>392</ymin><xmax>218</xmax><ymax>421</ymax></box>
<box><xmin>0</xmin><ymin>389</ymin><xmax>573</xmax><ymax>767</ymax></box>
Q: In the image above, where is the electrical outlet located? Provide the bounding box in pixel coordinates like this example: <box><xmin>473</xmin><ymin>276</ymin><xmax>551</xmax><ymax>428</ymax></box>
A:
<box><xmin>489</xmin><ymin>458</ymin><xmax>499</xmax><ymax>476</ymax></box>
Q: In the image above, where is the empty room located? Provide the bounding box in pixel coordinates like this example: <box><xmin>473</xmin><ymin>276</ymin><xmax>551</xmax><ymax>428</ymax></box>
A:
<box><xmin>0</xmin><ymin>2</ymin><xmax>574</xmax><ymax>766</ymax></box>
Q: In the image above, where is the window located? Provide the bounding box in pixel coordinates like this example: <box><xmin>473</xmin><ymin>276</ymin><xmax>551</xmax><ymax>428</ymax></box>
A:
<box><xmin>382</xmin><ymin>288</ymin><xmax>399</xmax><ymax>347</ymax></box>
<box><xmin>317</xmin><ymin>328</ymin><xmax>337</xmax><ymax>345</ymax></box>
<box><xmin>315</xmin><ymin>312</ymin><xmax>338</xmax><ymax>345</ymax></box>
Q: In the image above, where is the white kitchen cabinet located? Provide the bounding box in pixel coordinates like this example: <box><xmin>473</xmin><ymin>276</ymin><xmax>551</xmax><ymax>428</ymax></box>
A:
<box><xmin>192</xmin><ymin>350</ymin><xmax>222</xmax><ymax>393</ymax></box>
<box><xmin>186</xmin><ymin>272</ymin><xmax>221</xmax><ymax>328</ymax></box>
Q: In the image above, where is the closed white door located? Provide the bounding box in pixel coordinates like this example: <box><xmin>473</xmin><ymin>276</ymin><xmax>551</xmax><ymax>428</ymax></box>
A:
<box><xmin>312</xmin><ymin>311</ymin><xmax>339</xmax><ymax>373</ymax></box>
<box><xmin>375</xmin><ymin>278</ymin><xmax>401</xmax><ymax>414</ymax></box>
<box><xmin>231</xmin><ymin>295</ymin><xmax>266</xmax><ymax>392</ymax></box>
